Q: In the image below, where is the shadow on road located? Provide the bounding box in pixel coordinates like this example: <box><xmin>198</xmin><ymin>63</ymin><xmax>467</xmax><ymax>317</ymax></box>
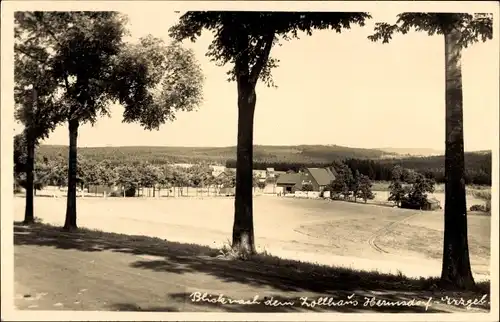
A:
<box><xmin>13</xmin><ymin>222</ymin><xmax>490</xmax><ymax>313</ymax></box>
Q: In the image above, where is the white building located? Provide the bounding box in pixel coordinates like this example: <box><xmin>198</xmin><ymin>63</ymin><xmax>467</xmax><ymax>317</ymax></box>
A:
<box><xmin>210</xmin><ymin>165</ymin><xmax>226</xmax><ymax>177</ymax></box>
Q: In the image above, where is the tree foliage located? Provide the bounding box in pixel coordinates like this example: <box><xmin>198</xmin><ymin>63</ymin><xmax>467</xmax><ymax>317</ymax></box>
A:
<box><xmin>368</xmin><ymin>13</ymin><xmax>493</xmax><ymax>48</ymax></box>
<box><xmin>170</xmin><ymin>12</ymin><xmax>371</xmax><ymax>87</ymax></box>
<box><xmin>328</xmin><ymin>162</ymin><xmax>354</xmax><ymax>199</ymax></box>
<box><xmin>14</xmin><ymin>134</ymin><xmax>27</xmax><ymax>177</ymax></box>
<box><xmin>357</xmin><ymin>174</ymin><xmax>375</xmax><ymax>203</ymax></box>
<box><xmin>111</xmin><ymin>36</ymin><xmax>204</xmax><ymax>130</ymax></box>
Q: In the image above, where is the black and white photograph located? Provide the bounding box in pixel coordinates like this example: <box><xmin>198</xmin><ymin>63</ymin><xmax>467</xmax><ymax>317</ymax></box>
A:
<box><xmin>1</xmin><ymin>1</ymin><xmax>498</xmax><ymax>320</ymax></box>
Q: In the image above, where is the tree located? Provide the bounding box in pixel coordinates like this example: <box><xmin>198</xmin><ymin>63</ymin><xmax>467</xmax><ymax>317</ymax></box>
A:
<box><xmin>388</xmin><ymin>180</ymin><xmax>406</xmax><ymax>207</ymax></box>
<box><xmin>14</xmin><ymin>134</ymin><xmax>27</xmax><ymax>192</ymax></box>
<box><xmin>351</xmin><ymin>170</ymin><xmax>361</xmax><ymax>202</ymax></box>
<box><xmin>257</xmin><ymin>181</ymin><xmax>267</xmax><ymax>190</ymax></box>
<box><xmin>388</xmin><ymin>165</ymin><xmax>406</xmax><ymax>207</ymax></box>
<box><xmin>83</xmin><ymin>160</ymin><xmax>102</xmax><ymax>195</ymax></box>
<box><xmin>14</xmin><ymin>14</ymin><xmax>66</xmax><ymax>223</ymax></box>
<box><xmin>404</xmin><ymin>173</ymin><xmax>436</xmax><ymax>209</ymax></box>
<box><xmin>14</xmin><ymin>12</ymin><xmax>128</xmax><ymax>229</ymax></box>
<box><xmin>329</xmin><ymin>162</ymin><xmax>354</xmax><ymax>200</ymax></box>
<box><xmin>18</xmin><ymin>12</ymin><xmax>203</xmax><ymax>230</ymax></box>
<box><xmin>188</xmin><ymin>163</ymin><xmax>212</xmax><ymax>196</ymax></box>
<box><xmin>115</xmin><ymin>165</ymin><xmax>141</xmax><ymax>197</ymax></box>
<box><xmin>47</xmin><ymin>155</ymin><xmax>68</xmax><ymax>188</ymax></box>
<box><xmin>170</xmin><ymin>11</ymin><xmax>370</xmax><ymax>254</ymax></box>
<box><xmin>390</xmin><ymin>165</ymin><xmax>404</xmax><ymax>182</ymax></box>
<box><xmin>402</xmin><ymin>168</ymin><xmax>417</xmax><ymax>184</ymax></box>
<box><xmin>97</xmin><ymin>161</ymin><xmax>118</xmax><ymax>196</ymax></box>
<box><xmin>369</xmin><ymin>12</ymin><xmax>492</xmax><ymax>289</ymax></box>
<box><xmin>357</xmin><ymin>174</ymin><xmax>375</xmax><ymax>203</ymax></box>
<box><xmin>139</xmin><ymin>163</ymin><xmax>163</xmax><ymax>197</ymax></box>
<box><xmin>33</xmin><ymin>157</ymin><xmax>53</xmax><ymax>192</ymax></box>
<box><xmin>159</xmin><ymin>165</ymin><xmax>174</xmax><ymax>196</ymax></box>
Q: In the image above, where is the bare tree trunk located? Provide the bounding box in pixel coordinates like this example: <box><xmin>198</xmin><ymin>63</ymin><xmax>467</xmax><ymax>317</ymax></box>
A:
<box><xmin>440</xmin><ymin>27</ymin><xmax>475</xmax><ymax>289</ymax></box>
<box><xmin>232</xmin><ymin>76</ymin><xmax>257</xmax><ymax>254</ymax></box>
<box><xmin>63</xmin><ymin>119</ymin><xmax>79</xmax><ymax>231</ymax></box>
<box><xmin>23</xmin><ymin>132</ymin><xmax>35</xmax><ymax>225</ymax></box>
<box><xmin>22</xmin><ymin>86</ymin><xmax>38</xmax><ymax>225</ymax></box>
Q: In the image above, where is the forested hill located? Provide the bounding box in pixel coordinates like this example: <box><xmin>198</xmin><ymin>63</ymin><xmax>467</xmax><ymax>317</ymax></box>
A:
<box><xmin>37</xmin><ymin>144</ymin><xmax>492</xmax><ymax>185</ymax></box>
<box><xmin>37</xmin><ymin>144</ymin><xmax>399</xmax><ymax>164</ymax></box>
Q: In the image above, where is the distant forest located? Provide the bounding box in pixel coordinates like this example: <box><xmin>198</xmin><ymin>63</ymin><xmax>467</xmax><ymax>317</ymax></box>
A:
<box><xmin>37</xmin><ymin>144</ymin><xmax>399</xmax><ymax>165</ymax></box>
<box><xmin>37</xmin><ymin>145</ymin><xmax>492</xmax><ymax>185</ymax></box>
<box><xmin>226</xmin><ymin>153</ymin><xmax>491</xmax><ymax>185</ymax></box>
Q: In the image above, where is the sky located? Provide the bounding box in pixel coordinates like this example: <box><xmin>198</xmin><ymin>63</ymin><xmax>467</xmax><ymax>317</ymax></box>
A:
<box><xmin>14</xmin><ymin>6</ymin><xmax>499</xmax><ymax>151</ymax></box>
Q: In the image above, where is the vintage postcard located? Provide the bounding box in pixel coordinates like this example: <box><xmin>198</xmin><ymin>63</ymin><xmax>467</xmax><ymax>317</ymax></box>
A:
<box><xmin>1</xmin><ymin>1</ymin><xmax>498</xmax><ymax>321</ymax></box>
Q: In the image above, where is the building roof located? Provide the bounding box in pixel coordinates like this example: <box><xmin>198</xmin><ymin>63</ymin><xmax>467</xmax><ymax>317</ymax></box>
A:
<box><xmin>427</xmin><ymin>197</ymin><xmax>440</xmax><ymax>204</ymax></box>
<box><xmin>325</xmin><ymin>167</ymin><xmax>337</xmax><ymax>177</ymax></box>
<box><xmin>253</xmin><ymin>169</ymin><xmax>267</xmax><ymax>178</ymax></box>
<box><xmin>307</xmin><ymin>168</ymin><xmax>336</xmax><ymax>186</ymax></box>
<box><xmin>276</xmin><ymin>173</ymin><xmax>302</xmax><ymax>185</ymax></box>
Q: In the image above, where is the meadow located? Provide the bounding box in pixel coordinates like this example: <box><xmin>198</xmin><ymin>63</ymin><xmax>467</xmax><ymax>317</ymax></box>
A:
<box><xmin>13</xmin><ymin>193</ymin><xmax>491</xmax><ymax>281</ymax></box>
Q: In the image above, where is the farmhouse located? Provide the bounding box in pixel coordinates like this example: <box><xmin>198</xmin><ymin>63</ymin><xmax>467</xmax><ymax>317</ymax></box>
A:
<box><xmin>276</xmin><ymin>167</ymin><xmax>336</xmax><ymax>194</ymax></box>
<box><xmin>301</xmin><ymin>167</ymin><xmax>337</xmax><ymax>192</ymax></box>
<box><xmin>422</xmin><ymin>197</ymin><xmax>442</xmax><ymax>211</ymax></box>
<box><xmin>276</xmin><ymin>172</ymin><xmax>303</xmax><ymax>194</ymax></box>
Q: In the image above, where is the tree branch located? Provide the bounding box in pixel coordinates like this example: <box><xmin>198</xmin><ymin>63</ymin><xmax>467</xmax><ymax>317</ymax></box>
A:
<box><xmin>15</xmin><ymin>45</ymin><xmax>48</xmax><ymax>66</ymax></box>
<box><xmin>34</xmin><ymin>13</ymin><xmax>63</xmax><ymax>47</ymax></box>
<box><xmin>249</xmin><ymin>32</ymin><xmax>275</xmax><ymax>86</ymax></box>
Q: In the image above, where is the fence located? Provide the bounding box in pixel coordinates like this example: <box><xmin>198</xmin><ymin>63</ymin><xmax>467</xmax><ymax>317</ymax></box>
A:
<box><xmin>294</xmin><ymin>191</ymin><xmax>321</xmax><ymax>199</ymax></box>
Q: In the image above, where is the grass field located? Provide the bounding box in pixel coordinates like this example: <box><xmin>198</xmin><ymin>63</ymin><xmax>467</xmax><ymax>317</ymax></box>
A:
<box><xmin>13</xmin><ymin>195</ymin><xmax>491</xmax><ymax>280</ymax></box>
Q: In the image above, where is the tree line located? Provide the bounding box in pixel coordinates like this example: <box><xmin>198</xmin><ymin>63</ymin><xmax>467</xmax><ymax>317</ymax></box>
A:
<box><xmin>37</xmin><ymin>143</ymin><xmax>399</xmax><ymax>165</ymax></box>
<box><xmin>226</xmin><ymin>153</ymin><xmax>492</xmax><ymax>185</ymax></box>
<box><xmin>14</xmin><ymin>144</ymin><xmax>265</xmax><ymax>197</ymax></box>
<box><xmin>322</xmin><ymin>162</ymin><xmax>376</xmax><ymax>204</ymax></box>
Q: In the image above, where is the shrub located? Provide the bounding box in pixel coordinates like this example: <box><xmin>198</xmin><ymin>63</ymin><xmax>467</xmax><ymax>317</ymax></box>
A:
<box><xmin>125</xmin><ymin>187</ymin><xmax>136</xmax><ymax>197</ymax></box>
<box><xmin>109</xmin><ymin>190</ymin><xmax>123</xmax><ymax>197</ymax></box>
<box><xmin>301</xmin><ymin>183</ymin><xmax>314</xmax><ymax>192</ymax></box>
<box><xmin>472</xmin><ymin>190</ymin><xmax>491</xmax><ymax>201</ymax></box>
<box><xmin>470</xmin><ymin>204</ymin><xmax>490</xmax><ymax>212</ymax></box>
<box><xmin>14</xmin><ymin>184</ymin><xmax>22</xmax><ymax>194</ymax></box>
